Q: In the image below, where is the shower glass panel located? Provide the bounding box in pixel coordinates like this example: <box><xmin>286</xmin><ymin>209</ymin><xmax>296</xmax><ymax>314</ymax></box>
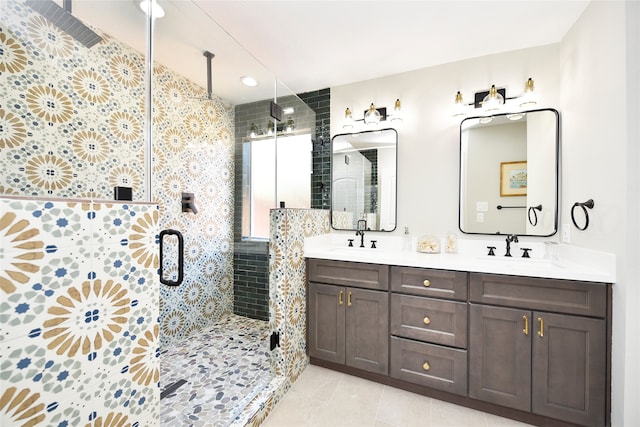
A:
<box><xmin>1</xmin><ymin>0</ymin><xmax>314</xmax><ymax>423</ymax></box>
<box><xmin>240</xmin><ymin>80</ymin><xmax>316</xmax><ymax>239</ymax></box>
<box><xmin>0</xmin><ymin>0</ymin><xmax>149</xmax><ymax>200</ymax></box>
<box><xmin>153</xmin><ymin>1</ymin><xmax>278</xmax><ymax>424</ymax></box>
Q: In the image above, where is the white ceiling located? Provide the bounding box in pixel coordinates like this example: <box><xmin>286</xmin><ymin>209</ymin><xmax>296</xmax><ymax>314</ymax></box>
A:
<box><xmin>71</xmin><ymin>0</ymin><xmax>590</xmax><ymax>105</ymax></box>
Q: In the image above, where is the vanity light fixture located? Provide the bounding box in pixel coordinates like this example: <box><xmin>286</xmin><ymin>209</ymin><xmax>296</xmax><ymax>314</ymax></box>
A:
<box><xmin>482</xmin><ymin>85</ymin><xmax>504</xmax><ymax>113</ymax></box>
<box><xmin>249</xmin><ymin>123</ymin><xmax>259</xmax><ymax>138</ymax></box>
<box><xmin>390</xmin><ymin>99</ymin><xmax>403</xmax><ymax>122</ymax></box>
<box><xmin>453</xmin><ymin>78</ymin><xmax>539</xmax><ymax>119</ymax></box>
<box><xmin>248</xmin><ymin>117</ymin><xmax>298</xmax><ymax>139</ymax></box>
<box><xmin>342</xmin><ymin>99</ymin><xmax>403</xmax><ymax>130</ymax></box>
<box><xmin>343</xmin><ymin>108</ymin><xmax>355</xmax><ymax>130</ymax></box>
<box><xmin>364</xmin><ymin>103</ymin><xmax>382</xmax><ymax>124</ymax></box>
<box><xmin>452</xmin><ymin>91</ymin><xmax>467</xmax><ymax>118</ymax></box>
<box><xmin>285</xmin><ymin>117</ymin><xmax>295</xmax><ymax>133</ymax></box>
<box><xmin>519</xmin><ymin>77</ymin><xmax>537</xmax><ymax>107</ymax></box>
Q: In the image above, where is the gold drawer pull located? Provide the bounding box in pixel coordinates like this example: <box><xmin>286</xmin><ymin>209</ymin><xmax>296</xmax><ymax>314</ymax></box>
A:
<box><xmin>422</xmin><ymin>361</ymin><xmax>430</xmax><ymax>371</ymax></box>
<box><xmin>347</xmin><ymin>291</ymin><xmax>352</xmax><ymax>307</ymax></box>
<box><xmin>522</xmin><ymin>314</ymin><xmax>529</xmax><ymax>335</ymax></box>
<box><xmin>338</xmin><ymin>291</ymin><xmax>344</xmax><ymax>305</ymax></box>
<box><xmin>423</xmin><ymin>279</ymin><xmax>431</xmax><ymax>287</ymax></box>
<box><xmin>423</xmin><ymin>316</ymin><xmax>431</xmax><ymax>325</ymax></box>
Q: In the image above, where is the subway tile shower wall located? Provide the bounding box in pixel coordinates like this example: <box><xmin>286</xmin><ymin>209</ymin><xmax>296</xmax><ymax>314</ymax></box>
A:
<box><xmin>298</xmin><ymin>88</ymin><xmax>332</xmax><ymax>210</ymax></box>
<box><xmin>232</xmin><ymin>89</ymin><xmax>330</xmax><ymax>320</ymax></box>
<box><xmin>233</xmin><ymin>251</ymin><xmax>270</xmax><ymax>320</ymax></box>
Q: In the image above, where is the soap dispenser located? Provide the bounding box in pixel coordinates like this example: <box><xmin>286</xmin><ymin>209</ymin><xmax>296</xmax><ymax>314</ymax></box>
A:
<box><xmin>403</xmin><ymin>227</ymin><xmax>412</xmax><ymax>251</ymax></box>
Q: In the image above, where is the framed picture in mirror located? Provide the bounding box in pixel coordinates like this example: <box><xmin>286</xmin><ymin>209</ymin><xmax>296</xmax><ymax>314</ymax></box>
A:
<box><xmin>500</xmin><ymin>161</ymin><xmax>527</xmax><ymax>196</ymax></box>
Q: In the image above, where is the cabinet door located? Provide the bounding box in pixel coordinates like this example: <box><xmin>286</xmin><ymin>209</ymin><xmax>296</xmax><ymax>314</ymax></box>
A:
<box><xmin>308</xmin><ymin>282</ymin><xmax>345</xmax><ymax>364</ymax></box>
<box><xmin>345</xmin><ymin>287</ymin><xmax>389</xmax><ymax>374</ymax></box>
<box><xmin>469</xmin><ymin>304</ymin><xmax>531</xmax><ymax>411</ymax></box>
<box><xmin>532</xmin><ymin>312</ymin><xmax>606</xmax><ymax>427</ymax></box>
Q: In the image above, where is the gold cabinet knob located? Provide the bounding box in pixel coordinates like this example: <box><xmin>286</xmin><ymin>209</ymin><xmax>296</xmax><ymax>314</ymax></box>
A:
<box><xmin>423</xmin><ymin>279</ymin><xmax>431</xmax><ymax>287</ymax></box>
<box><xmin>423</xmin><ymin>316</ymin><xmax>431</xmax><ymax>325</ymax></box>
<box><xmin>423</xmin><ymin>361</ymin><xmax>430</xmax><ymax>371</ymax></box>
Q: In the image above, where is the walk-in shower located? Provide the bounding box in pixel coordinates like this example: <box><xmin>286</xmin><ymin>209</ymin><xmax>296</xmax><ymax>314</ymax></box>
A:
<box><xmin>1</xmin><ymin>1</ymin><xmax>314</xmax><ymax>425</ymax></box>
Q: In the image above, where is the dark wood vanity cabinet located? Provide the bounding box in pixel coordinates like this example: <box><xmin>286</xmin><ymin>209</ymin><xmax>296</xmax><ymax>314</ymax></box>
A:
<box><xmin>469</xmin><ymin>273</ymin><xmax>608</xmax><ymax>427</ymax></box>
<box><xmin>306</xmin><ymin>260</ymin><xmax>611</xmax><ymax>427</ymax></box>
<box><xmin>308</xmin><ymin>259</ymin><xmax>389</xmax><ymax>375</ymax></box>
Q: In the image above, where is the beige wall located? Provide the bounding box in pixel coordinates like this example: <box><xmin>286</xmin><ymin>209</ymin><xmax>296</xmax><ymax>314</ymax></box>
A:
<box><xmin>560</xmin><ymin>2</ymin><xmax>639</xmax><ymax>425</ymax></box>
<box><xmin>331</xmin><ymin>44</ymin><xmax>560</xmax><ymax>237</ymax></box>
<box><xmin>330</xmin><ymin>1</ymin><xmax>639</xmax><ymax>423</ymax></box>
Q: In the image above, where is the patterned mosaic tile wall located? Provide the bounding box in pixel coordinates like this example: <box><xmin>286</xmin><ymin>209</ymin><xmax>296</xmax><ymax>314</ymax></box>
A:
<box><xmin>0</xmin><ymin>1</ymin><xmax>237</xmax><ymax>348</ymax></box>
<box><xmin>1</xmin><ymin>196</ymin><xmax>160</xmax><ymax>426</ymax></box>
<box><xmin>0</xmin><ymin>2</ymin><xmax>147</xmax><ymax>199</ymax></box>
<box><xmin>237</xmin><ymin>208</ymin><xmax>330</xmax><ymax>426</ymax></box>
<box><xmin>152</xmin><ymin>65</ymin><xmax>235</xmax><ymax>348</ymax></box>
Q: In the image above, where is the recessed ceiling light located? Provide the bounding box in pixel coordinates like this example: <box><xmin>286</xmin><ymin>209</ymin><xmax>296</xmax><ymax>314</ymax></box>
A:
<box><xmin>139</xmin><ymin>0</ymin><xmax>165</xmax><ymax>18</ymax></box>
<box><xmin>283</xmin><ymin>107</ymin><xmax>294</xmax><ymax>114</ymax></box>
<box><xmin>240</xmin><ymin>76</ymin><xmax>258</xmax><ymax>87</ymax></box>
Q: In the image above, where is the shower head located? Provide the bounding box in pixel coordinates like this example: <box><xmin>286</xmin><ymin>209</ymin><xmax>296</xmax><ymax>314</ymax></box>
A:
<box><xmin>25</xmin><ymin>0</ymin><xmax>103</xmax><ymax>49</ymax></box>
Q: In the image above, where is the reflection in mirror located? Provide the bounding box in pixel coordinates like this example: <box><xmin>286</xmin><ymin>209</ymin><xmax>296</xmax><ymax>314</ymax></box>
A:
<box><xmin>331</xmin><ymin>128</ymin><xmax>397</xmax><ymax>231</ymax></box>
<box><xmin>459</xmin><ymin>109</ymin><xmax>559</xmax><ymax>236</ymax></box>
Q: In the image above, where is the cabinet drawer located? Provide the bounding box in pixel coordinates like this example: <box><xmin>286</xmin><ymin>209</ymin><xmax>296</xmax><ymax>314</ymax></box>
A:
<box><xmin>390</xmin><ymin>294</ymin><xmax>467</xmax><ymax>348</ymax></box>
<box><xmin>391</xmin><ymin>266</ymin><xmax>467</xmax><ymax>300</ymax></box>
<box><xmin>469</xmin><ymin>273</ymin><xmax>607</xmax><ymax>317</ymax></box>
<box><xmin>308</xmin><ymin>258</ymin><xmax>389</xmax><ymax>290</ymax></box>
<box><xmin>390</xmin><ymin>337</ymin><xmax>467</xmax><ymax>396</ymax></box>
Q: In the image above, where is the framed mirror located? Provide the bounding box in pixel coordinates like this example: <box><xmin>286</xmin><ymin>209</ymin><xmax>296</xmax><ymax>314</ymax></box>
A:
<box><xmin>459</xmin><ymin>109</ymin><xmax>559</xmax><ymax>236</ymax></box>
<box><xmin>331</xmin><ymin>128</ymin><xmax>397</xmax><ymax>231</ymax></box>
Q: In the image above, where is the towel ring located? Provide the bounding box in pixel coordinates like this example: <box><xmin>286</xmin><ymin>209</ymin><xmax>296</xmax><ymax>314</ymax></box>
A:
<box><xmin>571</xmin><ymin>199</ymin><xmax>594</xmax><ymax>231</ymax></box>
<box><xmin>527</xmin><ymin>204</ymin><xmax>542</xmax><ymax>227</ymax></box>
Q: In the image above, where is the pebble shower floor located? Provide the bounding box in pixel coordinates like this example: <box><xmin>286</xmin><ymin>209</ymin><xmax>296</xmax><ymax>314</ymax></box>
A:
<box><xmin>160</xmin><ymin>314</ymin><xmax>270</xmax><ymax>426</ymax></box>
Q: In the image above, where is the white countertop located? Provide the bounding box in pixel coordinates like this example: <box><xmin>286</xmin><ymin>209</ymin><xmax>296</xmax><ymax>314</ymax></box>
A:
<box><xmin>304</xmin><ymin>234</ymin><xmax>616</xmax><ymax>284</ymax></box>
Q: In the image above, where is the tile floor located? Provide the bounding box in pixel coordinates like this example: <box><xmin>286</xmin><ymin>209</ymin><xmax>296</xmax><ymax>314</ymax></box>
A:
<box><xmin>160</xmin><ymin>314</ymin><xmax>271</xmax><ymax>426</ymax></box>
<box><xmin>262</xmin><ymin>364</ymin><xmax>534</xmax><ymax>427</ymax></box>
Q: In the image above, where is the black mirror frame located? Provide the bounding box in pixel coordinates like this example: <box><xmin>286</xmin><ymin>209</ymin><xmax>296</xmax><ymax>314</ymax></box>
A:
<box><xmin>458</xmin><ymin>108</ymin><xmax>560</xmax><ymax>237</ymax></box>
<box><xmin>330</xmin><ymin>127</ymin><xmax>398</xmax><ymax>232</ymax></box>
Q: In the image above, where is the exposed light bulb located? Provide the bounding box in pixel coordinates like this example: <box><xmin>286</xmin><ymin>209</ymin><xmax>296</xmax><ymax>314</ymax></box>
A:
<box><xmin>343</xmin><ymin>107</ymin><xmax>354</xmax><ymax>130</ymax></box>
<box><xmin>519</xmin><ymin>77</ymin><xmax>537</xmax><ymax>107</ymax></box>
<box><xmin>285</xmin><ymin>117</ymin><xmax>295</xmax><ymax>133</ymax></box>
<box><xmin>452</xmin><ymin>91</ymin><xmax>467</xmax><ymax>118</ymax></box>
<box><xmin>482</xmin><ymin>85</ymin><xmax>504</xmax><ymax>113</ymax></box>
<box><xmin>364</xmin><ymin>103</ymin><xmax>381</xmax><ymax>125</ymax></box>
<box><xmin>391</xmin><ymin>98</ymin><xmax>403</xmax><ymax>122</ymax></box>
<box><xmin>249</xmin><ymin>123</ymin><xmax>258</xmax><ymax>138</ymax></box>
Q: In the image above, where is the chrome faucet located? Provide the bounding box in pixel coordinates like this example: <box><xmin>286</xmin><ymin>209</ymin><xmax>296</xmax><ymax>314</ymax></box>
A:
<box><xmin>505</xmin><ymin>234</ymin><xmax>519</xmax><ymax>257</ymax></box>
<box><xmin>356</xmin><ymin>219</ymin><xmax>367</xmax><ymax>248</ymax></box>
